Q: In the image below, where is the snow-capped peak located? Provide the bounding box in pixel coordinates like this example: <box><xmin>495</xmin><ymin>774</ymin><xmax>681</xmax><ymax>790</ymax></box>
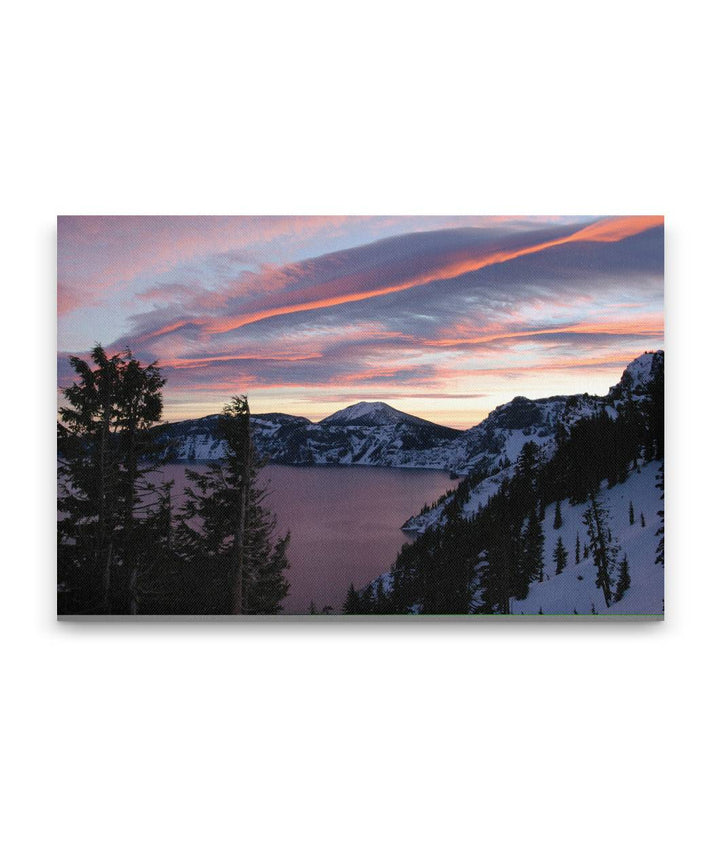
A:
<box><xmin>610</xmin><ymin>350</ymin><xmax>663</xmax><ymax>397</ymax></box>
<box><xmin>321</xmin><ymin>401</ymin><xmax>430</xmax><ymax>427</ymax></box>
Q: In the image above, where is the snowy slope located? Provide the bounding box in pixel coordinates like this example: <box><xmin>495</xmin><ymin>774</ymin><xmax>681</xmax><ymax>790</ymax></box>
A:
<box><xmin>609</xmin><ymin>350</ymin><xmax>663</xmax><ymax>398</ymax></box>
<box><xmin>155</xmin><ymin>352</ymin><xmax>663</xmax><ymax>480</ymax></box>
<box><xmin>500</xmin><ymin>461</ymin><xmax>663</xmax><ymax>615</ymax></box>
<box><xmin>403</xmin><ymin>351</ymin><xmax>664</xmax><ymax>533</ymax></box>
<box><xmin>367</xmin><ymin>459</ymin><xmax>664</xmax><ymax>616</ymax></box>
<box><xmin>156</xmin><ymin>404</ymin><xmax>462</xmax><ymax>467</ymax></box>
<box><xmin>320</xmin><ymin>401</ymin><xmax>433</xmax><ymax>428</ymax></box>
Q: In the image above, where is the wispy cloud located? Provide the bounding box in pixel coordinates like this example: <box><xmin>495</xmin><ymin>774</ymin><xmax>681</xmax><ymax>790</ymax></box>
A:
<box><xmin>57</xmin><ymin>216</ymin><xmax>664</xmax><ymax>426</ymax></box>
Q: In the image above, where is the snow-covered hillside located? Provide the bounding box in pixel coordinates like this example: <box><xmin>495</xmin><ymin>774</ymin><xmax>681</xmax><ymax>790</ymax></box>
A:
<box><xmin>156</xmin><ymin>402</ymin><xmax>462</xmax><ymax>467</ymax></box>
<box><xmin>320</xmin><ymin>401</ymin><xmax>431</xmax><ymax>428</ymax></box>
<box><xmin>155</xmin><ymin>352</ymin><xmax>663</xmax><ymax>483</ymax></box>
<box><xmin>368</xmin><ymin>460</ymin><xmax>663</xmax><ymax>616</ymax></box>
<box><xmin>403</xmin><ymin>351</ymin><xmax>664</xmax><ymax>533</ymax></box>
<box><xmin>501</xmin><ymin>461</ymin><xmax>663</xmax><ymax>615</ymax></box>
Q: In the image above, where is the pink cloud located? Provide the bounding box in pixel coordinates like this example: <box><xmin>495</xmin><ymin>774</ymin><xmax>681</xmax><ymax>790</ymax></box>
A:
<box><xmin>57</xmin><ymin>215</ymin><xmax>353</xmax><ymax>315</ymax></box>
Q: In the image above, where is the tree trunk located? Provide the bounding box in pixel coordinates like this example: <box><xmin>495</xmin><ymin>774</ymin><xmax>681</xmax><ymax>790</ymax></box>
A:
<box><xmin>98</xmin><ymin>371</ymin><xmax>112</xmax><ymax>612</ymax></box>
<box><xmin>231</xmin><ymin>404</ymin><xmax>252</xmax><ymax>615</ymax></box>
<box><xmin>232</xmin><ymin>482</ymin><xmax>248</xmax><ymax>614</ymax></box>
<box><xmin>125</xmin><ymin>408</ymin><xmax>138</xmax><ymax>615</ymax></box>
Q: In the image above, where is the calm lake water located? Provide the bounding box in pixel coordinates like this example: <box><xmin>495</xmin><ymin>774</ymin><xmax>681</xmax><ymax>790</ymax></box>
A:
<box><xmin>160</xmin><ymin>463</ymin><xmax>452</xmax><ymax>613</ymax></box>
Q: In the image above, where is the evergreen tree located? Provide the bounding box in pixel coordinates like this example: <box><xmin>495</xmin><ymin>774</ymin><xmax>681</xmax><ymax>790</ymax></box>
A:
<box><xmin>520</xmin><ymin>509</ymin><xmax>545</xmax><ymax>590</ymax></box>
<box><xmin>378</xmin><ymin>359</ymin><xmax>664</xmax><ymax>616</ymax></box>
<box><xmin>552</xmin><ymin>536</ymin><xmax>568</xmax><ymax>574</ymax></box>
<box><xmin>640</xmin><ymin>512</ymin><xmax>646</xmax><ymax>528</ymax></box>
<box><xmin>374</xmin><ymin>578</ymin><xmax>388</xmax><ymax>615</ymax></box>
<box><xmin>343</xmin><ymin>583</ymin><xmax>362</xmax><ymax>614</ymax></box>
<box><xmin>615</xmin><ymin>554</ymin><xmax>631</xmax><ymax>602</ymax></box>
<box><xmin>582</xmin><ymin>494</ymin><xmax>619</xmax><ymax>608</ymax></box>
<box><xmin>115</xmin><ymin>355</ymin><xmax>166</xmax><ymax>612</ymax></box>
<box><xmin>309</xmin><ymin>601</ymin><xmax>318</xmax><ymax>615</ymax></box>
<box><xmin>553</xmin><ymin>500</ymin><xmax>563</xmax><ymax>530</ymax></box>
<box><xmin>515</xmin><ymin>441</ymin><xmax>541</xmax><ymax>512</ymax></box>
<box><xmin>176</xmin><ymin>396</ymin><xmax>290</xmax><ymax>614</ymax></box>
<box><xmin>421</xmin><ymin>515</ymin><xmax>477</xmax><ymax>614</ymax></box>
<box><xmin>628</xmin><ymin>501</ymin><xmax>635</xmax><ymax>525</ymax></box>
<box><xmin>477</xmin><ymin>481</ymin><xmax>522</xmax><ymax>612</ymax></box>
<box><xmin>57</xmin><ymin>345</ymin><xmax>166</xmax><ymax>614</ymax></box>
<box><xmin>655</xmin><ymin>464</ymin><xmax>664</xmax><ymax>567</ymax></box>
<box><xmin>126</xmin><ymin>479</ymin><xmax>186</xmax><ymax>614</ymax></box>
<box><xmin>360</xmin><ymin>585</ymin><xmax>375</xmax><ymax>615</ymax></box>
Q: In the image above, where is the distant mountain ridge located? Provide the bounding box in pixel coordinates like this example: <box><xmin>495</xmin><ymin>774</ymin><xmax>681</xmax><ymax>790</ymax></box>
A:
<box><xmin>402</xmin><ymin>350</ymin><xmax>664</xmax><ymax>533</ymax></box>
<box><xmin>357</xmin><ymin>349</ymin><xmax>665</xmax><ymax>617</ymax></box>
<box><xmin>156</xmin><ymin>400</ymin><xmax>462</xmax><ymax>468</ymax></box>
<box><xmin>319</xmin><ymin>400</ymin><xmax>439</xmax><ymax>428</ymax></box>
<box><xmin>155</xmin><ymin>352</ymin><xmax>664</xmax><ymax>478</ymax></box>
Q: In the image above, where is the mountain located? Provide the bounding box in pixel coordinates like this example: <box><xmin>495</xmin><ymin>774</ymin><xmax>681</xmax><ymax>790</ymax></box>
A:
<box><xmin>155</xmin><ymin>352</ymin><xmax>664</xmax><ymax>478</ymax></box>
<box><xmin>320</xmin><ymin>401</ymin><xmax>437</xmax><ymax>428</ymax></box>
<box><xmin>156</xmin><ymin>401</ymin><xmax>462</xmax><ymax>467</ymax></box>
<box><xmin>352</xmin><ymin>350</ymin><xmax>664</xmax><ymax>616</ymax></box>
<box><xmin>403</xmin><ymin>350</ymin><xmax>664</xmax><ymax>533</ymax></box>
<box><xmin>152</xmin><ymin>350</ymin><xmax>664</xmax><ymax>616</ymax></box>
<box><xmin>368</xmin><ymin>458</ymin><xmax>664</xmax><ymax>616</ymax></box>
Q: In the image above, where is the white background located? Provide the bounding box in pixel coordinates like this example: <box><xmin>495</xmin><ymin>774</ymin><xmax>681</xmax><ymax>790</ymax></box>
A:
<box><xmin>3</xmin><ymin>2</ymin><xmax>718</xmax><ymax>854</ymax></box>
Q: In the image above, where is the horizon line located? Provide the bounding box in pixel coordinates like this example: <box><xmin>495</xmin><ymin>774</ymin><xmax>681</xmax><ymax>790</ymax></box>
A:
<box><xmin>157</xmin><ymin>348</ymin><xmax>663</xmax><ymax>431</ymax></box>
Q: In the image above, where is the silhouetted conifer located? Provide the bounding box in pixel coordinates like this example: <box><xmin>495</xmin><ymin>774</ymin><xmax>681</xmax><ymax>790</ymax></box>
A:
<box><xmin>176</xmin><ymin>396</ymin><xmax>290</xmax><ymax>614</ymax></box>
<box><xmin>343</xmin><ymin>583</ymin><xmax>362</xmax><ymax>614</ymax></box>
<box><xmin>374</xmin><ymin>578</ymin><xmax>388</xmax><ymax>615</ymax></box>
<box><xmin>552</xmin><ymin>536</ymin><xmax>568</xmax><ymax>574</ymax></box>
<box><xmin>582</xmin><ymin>494</ymin><xmax>619</xmax><ymax>608</ymax></box>
<box><xmin>615</xmin><ymin>554</ymin><xmax>631</xmax><ymax>602</ymax></box>
<box><xmin>57</xmin><ymin>345</ymin><xmax>166</xmax><ymax>614</ymax></box>
<box><xmin>655</xmin><ymin>464</ymin><xmax>664</xmax><ymax>567</ymax></box>
<box><xmin>520</xmin><ymin>509</ymin><xmax>545</xmax><ymax>590</ymax></box>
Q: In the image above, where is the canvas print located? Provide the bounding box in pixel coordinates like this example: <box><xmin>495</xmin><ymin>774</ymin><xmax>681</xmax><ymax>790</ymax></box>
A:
<box><xmin>57</xmin><ymin>216</ymin><xmax>664</xmax><ymax>617</ymax></box>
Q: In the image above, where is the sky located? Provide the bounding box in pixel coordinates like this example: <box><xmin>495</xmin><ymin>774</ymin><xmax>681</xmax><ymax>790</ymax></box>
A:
<box><xmin>57</xmin><ymin>215</ymin><xmax>664</xmax><ymax>429</ymax></box>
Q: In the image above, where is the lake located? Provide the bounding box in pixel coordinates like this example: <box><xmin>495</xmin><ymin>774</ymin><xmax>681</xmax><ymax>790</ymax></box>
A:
<box><xmin>159</xmin><ymin>463</ymin><xmax>452</xmax><ymax>613</ymax></box>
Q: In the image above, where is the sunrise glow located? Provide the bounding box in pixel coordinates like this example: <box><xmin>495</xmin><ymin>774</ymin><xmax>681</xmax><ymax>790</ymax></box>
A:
<box><xmin>57</xmin><ymin>215</ymin><xmax>664</xmax><ymax>429</ymax></box>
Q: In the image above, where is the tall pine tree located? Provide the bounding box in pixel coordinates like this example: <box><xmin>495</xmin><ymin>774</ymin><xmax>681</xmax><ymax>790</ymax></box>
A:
<box><xmin>582</xmin><ymin>494</ymin><xmax>619</xmax><ymax>608</ymax></box>
<box><xmin>520</xmin><ymin>509</ymin><xmax>545</xmax><ymax>589</ymax></box>
<box><xmin>552</xmin><ymin>536</ymin><xmax>568</xmax><ymax>574</ymax></box>
<box><xmin>655</xmin><ymin>465</ymin><xmax>664</xmax><ymax>567</ymax></box>
<box><xmin>615</xmin><ymin>554</ymin><xmax>631</xmax><ymax>602</ymax></box>
<box><xmin>176</xmin><ymin>396</ymin><xmax>290</xmax><ymax>614</ymax></box>
<box><xmin>57</xmin><ymin>346</ymin><xmax>166</xmax><ymax>614</ymax></box>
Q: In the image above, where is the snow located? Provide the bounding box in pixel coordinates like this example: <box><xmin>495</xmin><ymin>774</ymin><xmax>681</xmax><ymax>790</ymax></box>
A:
<box><xmin>402</xmin><ymin>356</ymin><xmax>663</xmax><ymax>536</ymax></box>
<box><xmin>393</xmin><ymin>460</ymin><xmax>664</xmax><ymax>615</ymax></box>
<box><xmin>158</xmin><ymin>351</ymin><xmax>664</xmax><ymax>616</ymax></box>
<box><xmin>609</xmin><ymin>350</ymin><xmax>663</xmax><ymax>399</ymax></box>
<box><xmin>160</xmin><ymin>352</ymin><xmax>663</xmax><ymax>474</ymax></box>
<box><xmin>505</xmin><ymin>461</ymin><xmax>663</xmax><ymax>615</ymax></box>
<box><xmin>621</xmin><ymin>352</ymin><xmax>657</xmax><ymax>388</ymax></box>
<box><xmin>323</xmin><ymin>401</ymin><xmax>393</xmax><ymax>422</ymax></box>
<box><xmin>320</xmin><ymin>400</ymin><xmax>435</xmax><ymax>428</ymax></box>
